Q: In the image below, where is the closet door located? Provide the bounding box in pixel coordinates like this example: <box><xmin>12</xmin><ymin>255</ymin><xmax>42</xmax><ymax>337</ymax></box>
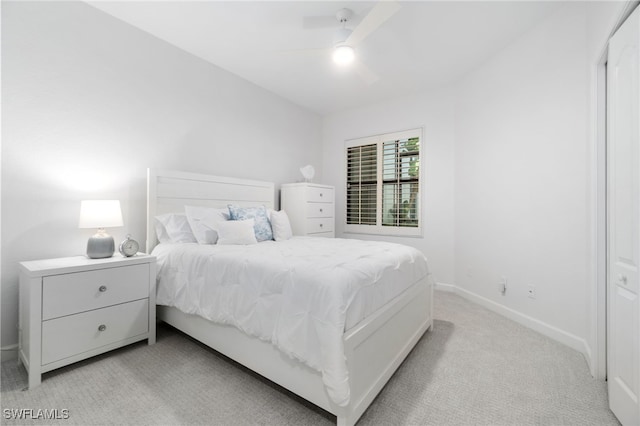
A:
<box><xmin>607</xmin><ymin>5</ymin><xmax>640</xmax><ymax>426</ymax></box>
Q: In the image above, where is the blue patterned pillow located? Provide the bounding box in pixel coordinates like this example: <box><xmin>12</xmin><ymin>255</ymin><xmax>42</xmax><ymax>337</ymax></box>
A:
<box><xmin>227</xmin><ymin>205</ymin><xmax>273</xmax><ymax>242</ymax></box>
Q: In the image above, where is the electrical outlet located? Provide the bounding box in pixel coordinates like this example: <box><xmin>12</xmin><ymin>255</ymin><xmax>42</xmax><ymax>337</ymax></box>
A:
<box><xmin>527</xmin><ymin>285</ymin><xmax>536</xmax><ymax>299</ymax></box>
<box><xmin>498</xmin><ymin>276</ymin><xmax>507</xmax><ymax>295</ymax></box>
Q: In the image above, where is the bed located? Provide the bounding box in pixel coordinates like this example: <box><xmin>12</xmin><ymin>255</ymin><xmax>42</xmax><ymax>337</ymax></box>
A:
<box><xmin>146</xmin><ymin>169</ymin><xmax>433</xmax><ymax>425</ymax></box>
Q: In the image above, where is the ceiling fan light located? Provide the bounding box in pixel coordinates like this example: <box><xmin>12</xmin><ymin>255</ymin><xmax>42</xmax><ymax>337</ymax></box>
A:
<box><xmin>333</xmin><ymin>45</ymin><xmax>355</xmax><ymax>66</ymax></box>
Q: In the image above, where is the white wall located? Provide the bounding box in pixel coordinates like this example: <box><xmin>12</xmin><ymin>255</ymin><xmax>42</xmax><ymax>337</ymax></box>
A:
<box><xmin>1</xmin><ymin>1</ymin><xmax>321</xmax><ymax>352</ymax></box>
<box><xmin>451</xmin><ymin>1</ymin><xmax>635</xmax><ymax>368</ymax></box>
<box><xmin>454</xmin><ymin>4</ymin><xmax>590</xmax><ymax>348</ymax></box>
<box><xmin>322</xmin><ymin>88</ymin><xmax>456</xmax><ymax>286</ymax></box>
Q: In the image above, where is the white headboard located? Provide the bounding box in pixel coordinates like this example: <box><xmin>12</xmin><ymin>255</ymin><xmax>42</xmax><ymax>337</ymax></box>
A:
<box><xmin>146</xmin><ymin>169</ymin><xmax>275</xmax><ymax>252</ymax></box>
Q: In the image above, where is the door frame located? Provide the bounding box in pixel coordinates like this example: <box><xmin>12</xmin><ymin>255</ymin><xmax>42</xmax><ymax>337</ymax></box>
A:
<box><xmin>593</xmin><ymin>48</ymin><xmax>607</xmax><ymax>379</ymax></box>
<box><xmin>593</xmin><ymin>0</ymin><xmax>640</xmax><ymax>380</ymax></box>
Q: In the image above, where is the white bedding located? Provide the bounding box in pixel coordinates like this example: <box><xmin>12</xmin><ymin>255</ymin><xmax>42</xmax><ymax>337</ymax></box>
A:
<box><xmin>153</xmin><ymin>236</ymin><xmax>430</xmax><ymax>406</ymax></box>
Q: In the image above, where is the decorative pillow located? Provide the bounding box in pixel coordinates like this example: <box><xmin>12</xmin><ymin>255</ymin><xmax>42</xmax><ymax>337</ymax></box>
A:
<box><xmin>216</xmin><ymin>219</ymin><xmax>258</xmax><ymax>245</ymax></box>
<box><xmin>184</xmin><ymin>206</ymin><xmax>230</xmax><ymax>244</ymax></box>
<box><xmin>155</xmin><ymin>213</ymin><xmax>197</xmax><ymax>244</ymax></box>
<box><xmin>270</xmin><ymin>210</ymin><xmax>293</xmax><ymax>241</ymax></box>
<box><xmin>227</xmin><ymin>205</ymin><xmax>273</xmax><ymax>242</ymax></box>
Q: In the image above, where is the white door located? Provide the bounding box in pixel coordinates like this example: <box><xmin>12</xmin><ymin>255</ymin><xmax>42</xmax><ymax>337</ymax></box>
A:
<box><xmin>608</xmin><ymin>5</ymin><xmax>640</xmax><ymax>426</ymax></box>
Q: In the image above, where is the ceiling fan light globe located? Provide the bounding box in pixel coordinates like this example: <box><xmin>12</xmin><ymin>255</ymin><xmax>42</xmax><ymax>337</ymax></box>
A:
<box><xmin>333</xmin><ymin>45</ymin><xmax>355</xmax><ymax>66</ymax></box>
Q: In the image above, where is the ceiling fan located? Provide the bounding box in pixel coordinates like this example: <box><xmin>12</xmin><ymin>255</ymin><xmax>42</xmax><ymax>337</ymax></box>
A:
<box><xmin>292</xmin><ymin>1</ymin><xmax>402</xmax><ymax>85</ymax></box>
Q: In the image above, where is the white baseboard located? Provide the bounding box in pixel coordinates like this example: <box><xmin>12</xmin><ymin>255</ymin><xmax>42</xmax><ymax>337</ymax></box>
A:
<box><xmin>582</xmin><ymin>341</ymin><xmax>594</xmax><ymax>376</ymax></box>
<box><xmin>434</xmin><ymin>282</ymin><xmax>456</xmax><ymax>292</ymax></box>
<box><xmin>435</xmin><ymin>282</ymin><xmax>592</xmax><ymax>367</ymax></box>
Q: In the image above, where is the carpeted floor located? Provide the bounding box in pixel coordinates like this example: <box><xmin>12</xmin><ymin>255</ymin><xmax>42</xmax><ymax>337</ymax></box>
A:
<box><xmin>1</xmin><ymin>291</ymin><xmax>620</xmax><ymax>425</ymax></box>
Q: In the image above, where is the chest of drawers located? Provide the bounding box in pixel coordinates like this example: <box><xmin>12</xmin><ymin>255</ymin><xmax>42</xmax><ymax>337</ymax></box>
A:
<box><xmin>19</xmin><ymin>254</ymin><xmax>156</xmax><ymax>389</ymax></box>
<box><xmin>281</xmin><ymin>183</ymin><xmax>335</xmax><ymax>237</ymax></box>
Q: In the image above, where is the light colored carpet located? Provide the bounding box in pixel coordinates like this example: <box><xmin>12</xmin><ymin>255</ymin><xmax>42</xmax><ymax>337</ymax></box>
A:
<box><xmin>1</xmin><ymin>291</ymin><xmax>620</xmax><ymax>425</ymax></box>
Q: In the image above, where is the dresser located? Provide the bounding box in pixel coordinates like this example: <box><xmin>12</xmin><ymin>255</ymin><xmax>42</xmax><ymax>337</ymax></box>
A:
<box><xmin>19</xmin><ymin>254</ymin><xmax>156</xmax><ymax>389</ymax></box>
<box><xmin>281</xmin><ymin>183</ymin><xmax>335</xmax><ymax>237</ymax></box>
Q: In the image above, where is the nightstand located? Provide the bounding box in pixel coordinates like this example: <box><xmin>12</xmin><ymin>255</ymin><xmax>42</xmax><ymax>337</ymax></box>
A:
<box><xmin>281</xmin><ymin>183</ymin><xmax>335</xmax><ymax>237</ymax></box>
<box><xmin>18</xmin><ymin>254</ymin><xmax>156</xmax><ymax>389</ymax></box>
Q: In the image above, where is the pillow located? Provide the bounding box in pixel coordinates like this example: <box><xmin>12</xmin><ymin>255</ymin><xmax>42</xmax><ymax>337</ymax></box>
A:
<box><xmin>270</xmin><ymin>210</ymin><xmax>293</xmax><ymax>241</ymax></box>
<box><xmin>155</xmin><ymin>219</ymin><xmax>171</xmax><ymax>244</ymax></box>
<box><xmin>216</xmin><ymin>219</ymin><xmax>258</xmax><ymax>245</ymax></box>
<box><xmin>227</xmin><ymin>205</ymin><xmax>273</xmax><ymax>242</ymax></box>
<box><xmin>155</xmin><ymin>213</ymin><xmax>197</xmax><ymax>244</ymax></box>
<box><xmin>184</xmin><ymin>206</ymin><xmax>229</xmax><ymax>244</ymax></box>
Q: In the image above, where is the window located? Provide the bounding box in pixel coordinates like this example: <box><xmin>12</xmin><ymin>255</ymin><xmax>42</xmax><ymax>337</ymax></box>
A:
<box><xmin>345</xmin><ymin>128</ymin><xmax>422</xmax><ymax>236</ymax></box>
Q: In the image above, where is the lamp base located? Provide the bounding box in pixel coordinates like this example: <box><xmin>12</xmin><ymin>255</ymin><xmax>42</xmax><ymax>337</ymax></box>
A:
<box><xmin>87</xmin><ymin>232</ymin><xmax>115</xmax><ymax>259</ymax></box>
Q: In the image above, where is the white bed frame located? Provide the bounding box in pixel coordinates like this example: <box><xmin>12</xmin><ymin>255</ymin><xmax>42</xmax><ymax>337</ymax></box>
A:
<box><xmin>147</xmin><ymin>169</ymin><xmax>433</xmax><ymax>425</ymax></box>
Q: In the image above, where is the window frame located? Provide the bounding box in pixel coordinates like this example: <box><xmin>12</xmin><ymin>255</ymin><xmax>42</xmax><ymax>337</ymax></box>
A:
<box><xmin>344</xmin><ymin>128</ymin><xmax>423</xmax><ymax>237</ymax></box>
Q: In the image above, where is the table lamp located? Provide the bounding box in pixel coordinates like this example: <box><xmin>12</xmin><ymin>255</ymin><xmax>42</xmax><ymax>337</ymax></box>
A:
<box><xmin>79</xmin><ymin>200</ymin><xmax>123</xmax><ymax>259</ymax></box>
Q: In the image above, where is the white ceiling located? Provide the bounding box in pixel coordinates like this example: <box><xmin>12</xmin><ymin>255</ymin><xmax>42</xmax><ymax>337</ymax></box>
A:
<box><xmin>87</xmin><ymin>1</ymin><xmax>563</xmax><ymax>115</ymax></box>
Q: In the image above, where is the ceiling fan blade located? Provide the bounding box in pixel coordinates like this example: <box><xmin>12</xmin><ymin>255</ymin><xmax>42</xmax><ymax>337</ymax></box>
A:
<box><xmin>303</xmin><ymin>15</ymin><xmax>338</xmax><ymax>29</ymax></box>
<box><xmin>346</xmin><ymin>1</ymin><xmax>401</xmax><ymax>47</ymax></box>
<box><xmin>353</xmin><ymin>59</ymin><xmax>380</xmax><ymax>85</ymax></box>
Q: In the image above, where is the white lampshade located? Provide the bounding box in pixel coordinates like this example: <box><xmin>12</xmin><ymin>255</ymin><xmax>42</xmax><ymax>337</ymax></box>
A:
<box><xmin>79</xmin><ymin>200</ymin><xmax>123</xmax><ymax>229</ymax></box>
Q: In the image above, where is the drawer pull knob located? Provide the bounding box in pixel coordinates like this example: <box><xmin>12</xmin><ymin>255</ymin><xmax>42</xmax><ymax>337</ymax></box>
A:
<box><xmin>320</xmin><ymin>193</ymin><xmax>323</xmax><ymax>197</ymax></box>
<box><xmin>320</xmin><ymin>223</ymin><xmax>324</xmax><ymax>228</ymax></box>
<box><xmin>98</xmin><ymin>324</ymin><xmax>107</xmax><ymax>332</ymax></box>
<box><xmin>320</xmin><ymin>208</ymin><xmax>323</xmax><ymax>213</ymax></box>
<box><xmin>99</xmin><ymin>285</ymin><xmax>107</xmax><ymax>293</ymax></box>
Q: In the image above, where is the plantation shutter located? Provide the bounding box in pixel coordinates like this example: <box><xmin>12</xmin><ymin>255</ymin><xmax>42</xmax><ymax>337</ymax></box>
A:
<box><xmin>346</xmin><ymin>143</ymin><xmax>377</xmax><ymax>225</ymax></box>
<box><xmin>345</xmin><ymin>128</ymin><xmax>422</xmax><ymax>236</ymax></box>
<box><xmin>382</xmin><ymin>137</ymin><xmax>420</xmax><ymax>228</ymax></box>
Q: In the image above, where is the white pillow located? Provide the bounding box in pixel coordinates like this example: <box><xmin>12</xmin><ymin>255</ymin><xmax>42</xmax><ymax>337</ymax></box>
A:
<box><xmin>227</xmin><ymin>205</ymin><xmax>273</xmax><ymax>242</ymax></box>
<box><xmin>216</xmin><ymin>219</ymin><xmax>258</xmax><ymax>245</ymax></box>
<box><xmin>184</xmin><ymin>206</ymin><xmax>229</xmax><ymax>244</ymax></box>
<box><xmin>155</xmin><ymin>213</ymin><xmax>197</xmax><ymax>244</ymax></box>
<box><xmin>270</xmin><ymin>210</ymin><xmax>293</xmax><ymax>241</ymax></box>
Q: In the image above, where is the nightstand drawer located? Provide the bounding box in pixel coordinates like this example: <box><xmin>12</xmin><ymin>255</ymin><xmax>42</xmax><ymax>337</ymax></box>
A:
<box><xmin>307</xmin><ymin>187</ymin><xmax>334</xmax><ymax>203</ymax></box>
<box><xmin>307</xmin><ymin>217</ymin><xmax>334</xmax><ymax>234</ymax></box>
<box><xmin>42</xmin><ymin>299</ymin><xmax>149</xmax><ymax>365</ymax></box>
<box><xmin>306</xmin><ymin>202</ymin><xmax>334</xmax><ymax>218</ymax></box>
<box><xmin>42</xmin><ymin>264</ymin><xmax>149</xmax><ymax>320</ymax></box>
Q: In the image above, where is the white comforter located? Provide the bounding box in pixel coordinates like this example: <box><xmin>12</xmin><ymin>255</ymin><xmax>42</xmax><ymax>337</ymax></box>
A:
<box><xmin>153</xmin><ymin>237</ymin><xmax>430</xmax><ymax>406</ymax></box>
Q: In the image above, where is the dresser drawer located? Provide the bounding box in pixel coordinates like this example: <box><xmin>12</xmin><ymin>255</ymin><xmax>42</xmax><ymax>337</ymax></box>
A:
<box><xmin>306</xmin><ymin>217</ymin><xmax>334</xmax><ymax>234</ymax></box>
<box><xmin>307</xmin><ymin>231</ymin><xmax>334</xmax><ymax>238</ymax></box>
<box><xmin>42</xmin><ymin>264</ymin><xmax>149</xmax><ymax>320</ymax></box>
<box><xmin>306</xmin><ymin>186</ymin><xmax>334</xmax><ymax>203</ymax></box>
<box><xmin>42</xmin><ymin>299</ymin><xmax>149</xmax><ymax>365</ymax></box>
<box><xmin>306</xmin><ymin>202</ymin><xmax>334</xmax><ymax>218</ymax></box>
